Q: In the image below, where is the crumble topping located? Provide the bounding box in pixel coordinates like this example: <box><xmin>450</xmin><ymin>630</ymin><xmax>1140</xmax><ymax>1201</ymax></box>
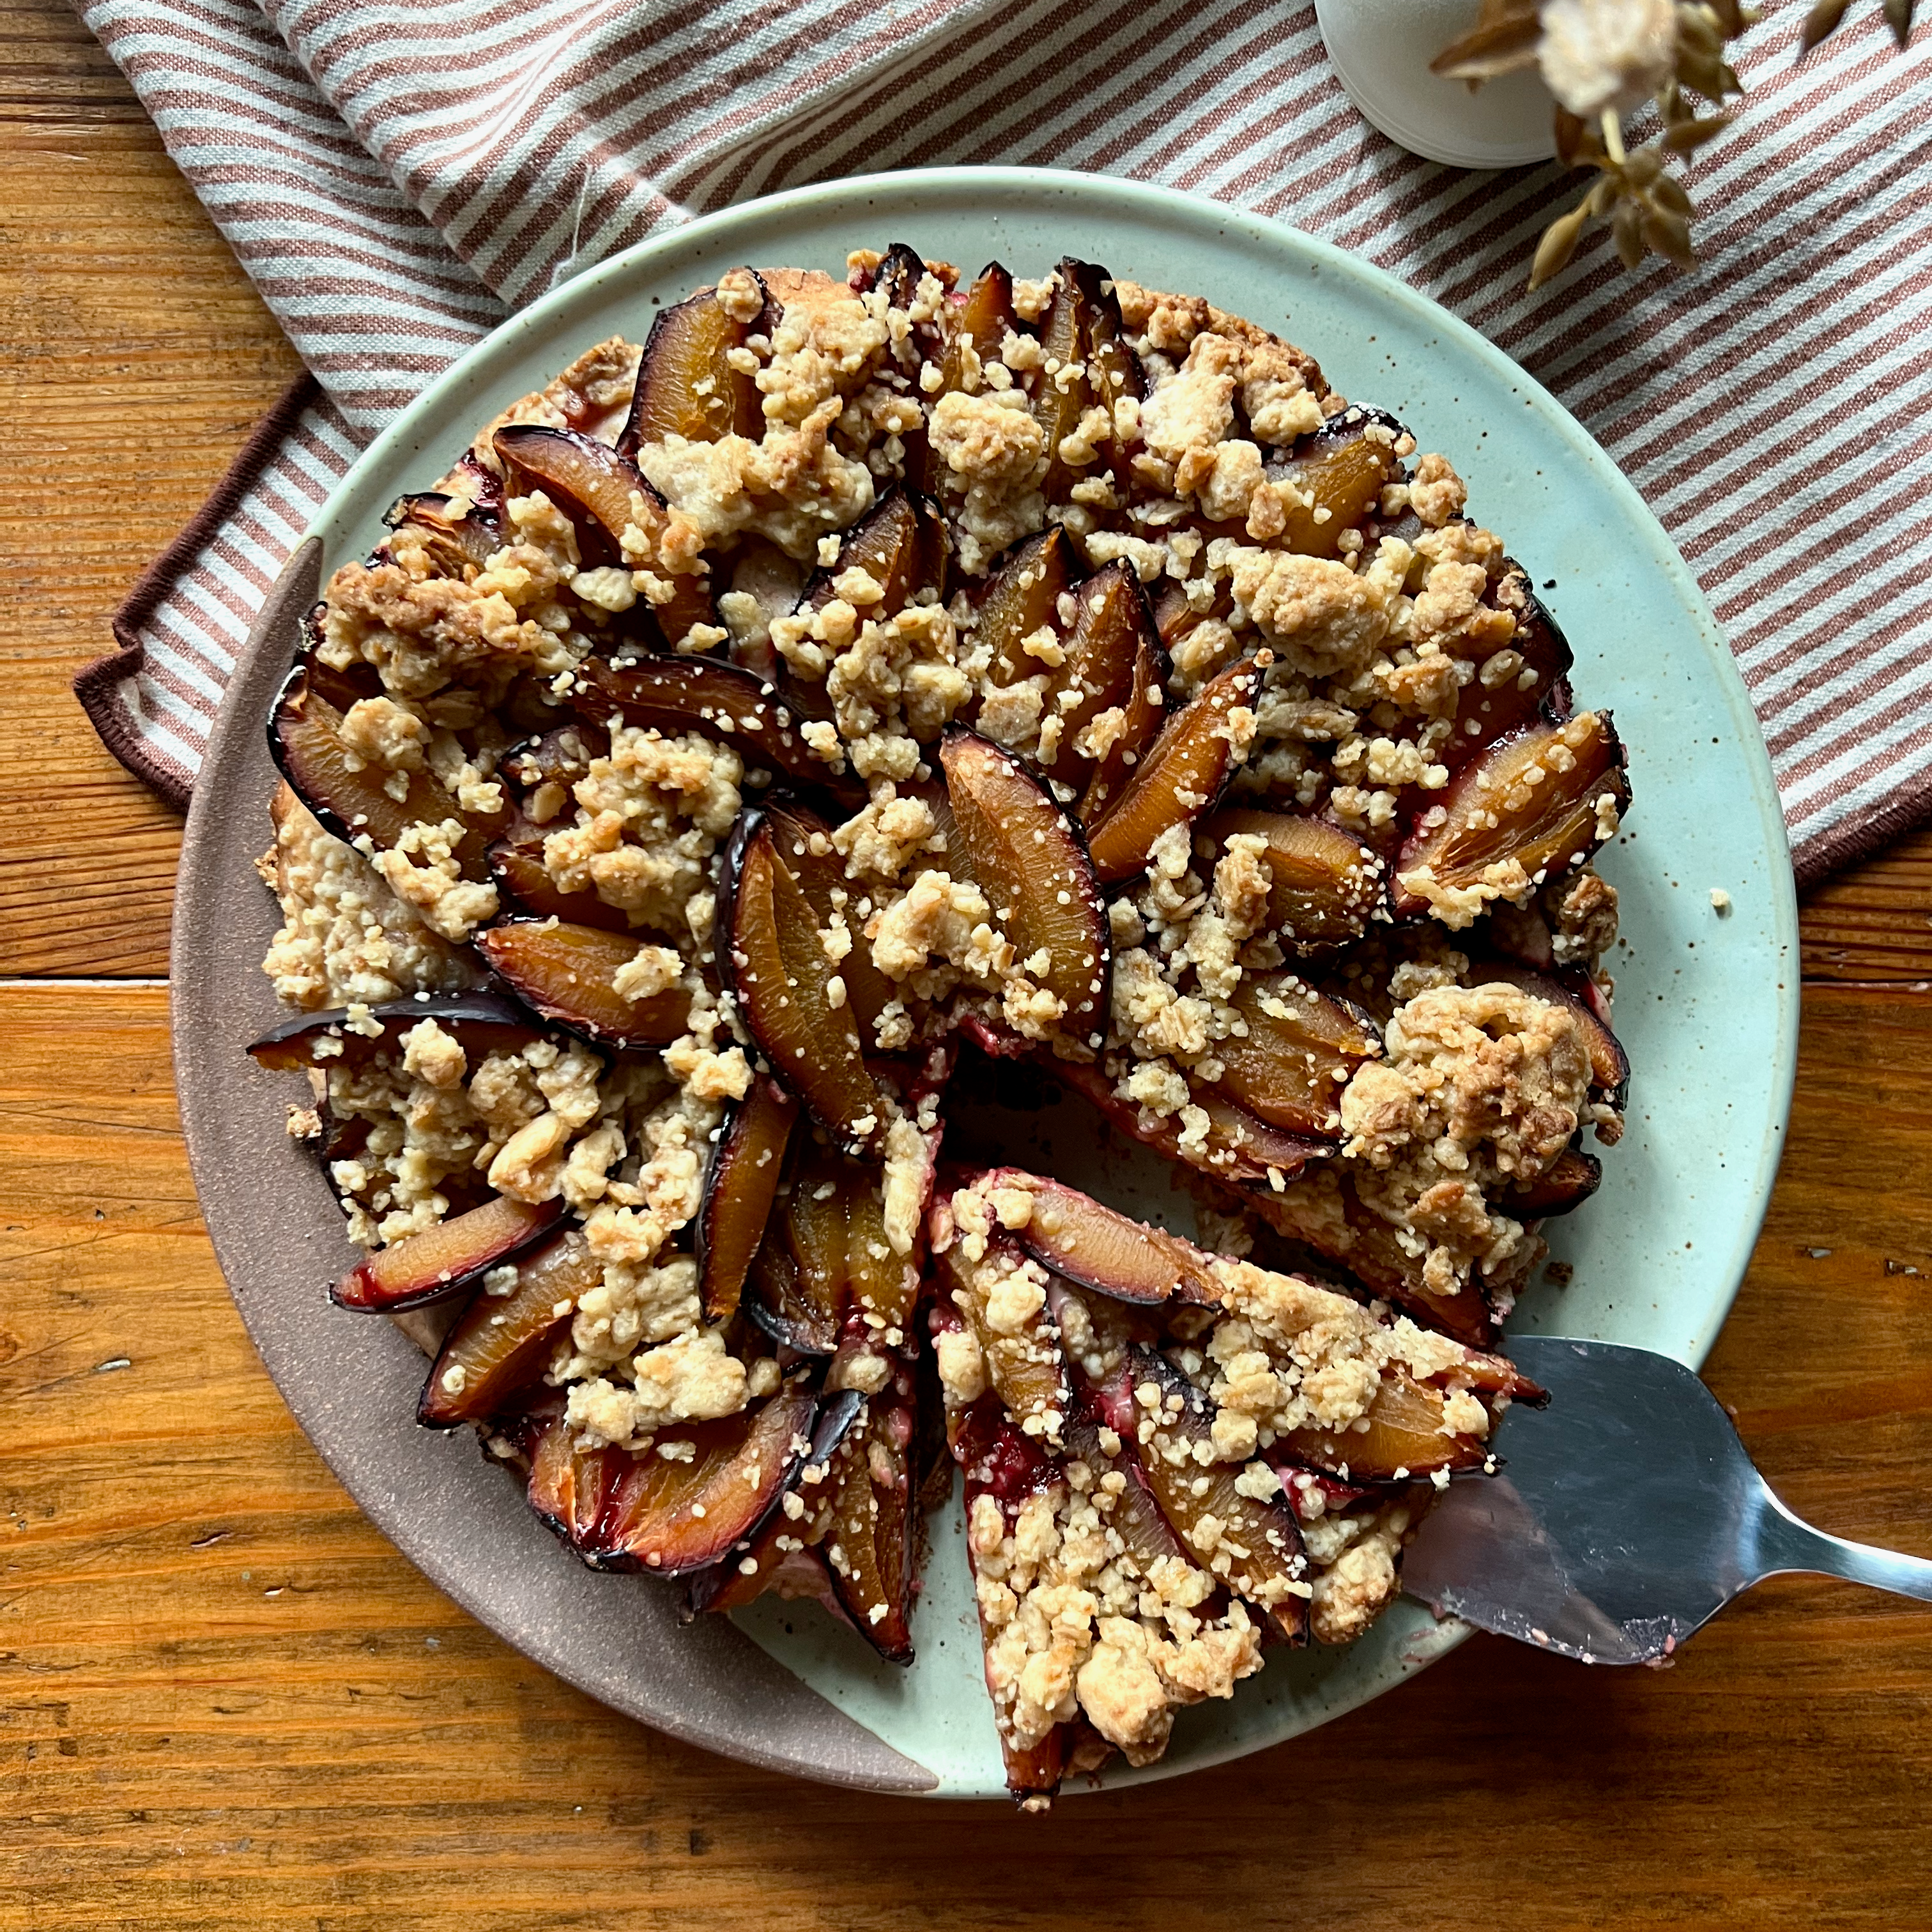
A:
<box><xmin>967</xmin><ymin>1475</ymin><xmax>1264</xmax><ymax>1766</ymax></box>
<box><xmin>262</xmin><ymin>787</ymin><xmax>479</xmax><ymax>1010</ymax></box>
<box><xmin>1340</xmin><ymin>983</ymin><xmax>1591</xmax><ymax>1179</ymax></box>
<box><xmin>256</xmin><ymin>247</ymin><xmax>1631</xmax><ymax>1797</ymax></box>
<box><xmin>320</xmin><ymin>1030</ymin><xmax>605</xmax><ymax>1245</ymax></box>
<box><xmin>929</xmin><ymin>388</ymin><xmax>1047</xmax><ymax>571</ymax></box>
<box><xmin>539</xmin><ymin>725</ymin><xmax>743</xmax><ymax>947</ymax></box>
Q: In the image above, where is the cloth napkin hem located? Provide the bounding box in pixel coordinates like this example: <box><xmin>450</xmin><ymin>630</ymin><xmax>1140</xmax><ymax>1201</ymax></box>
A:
<box><xmin>72</xmin><ymin>371</ymin><xmax>323</xmax><ymax>812</ymax></box>
<box><xmin>1795</xmin><ymin>770</ymin><xmax>1932</xmax><ymax>893</ymax></box>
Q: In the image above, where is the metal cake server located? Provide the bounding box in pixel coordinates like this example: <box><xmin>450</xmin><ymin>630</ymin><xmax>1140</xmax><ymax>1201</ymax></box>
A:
<box><xmin>1401</xmin><ymin>1335</ymin><xmax>1932</xmax><ymax>1664</ymax></box>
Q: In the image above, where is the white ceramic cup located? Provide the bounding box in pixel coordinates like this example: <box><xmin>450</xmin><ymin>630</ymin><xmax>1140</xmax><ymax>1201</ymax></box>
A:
<box><xmin>1314</xmin><ymin>0</ymin><xmax>1557</xmax><ymax>168</ymax></box>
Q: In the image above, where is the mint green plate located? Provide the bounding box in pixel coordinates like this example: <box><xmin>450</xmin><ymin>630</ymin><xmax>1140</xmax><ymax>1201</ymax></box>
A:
<box><xmin>176</xmin><ymin>167</ymin><xmax>1798</xmax><ymax>1799</ymax></box>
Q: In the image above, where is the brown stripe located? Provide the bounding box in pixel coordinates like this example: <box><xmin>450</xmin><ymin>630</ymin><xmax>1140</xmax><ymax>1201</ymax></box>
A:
<box><xmin>1768</xmin><ymin>637</ymin><xmax>1932</xmax><ymax>765</ymax></box>
<box><xmin>1490</xmin><ymin>105</ymin><xmax>1929</xmax><ymax>394</ymax></box>
<box><xmin>428</xmin><ymin>0</ymin><xmax>954</xmax><ymax>281</ymax></box>
<box><xmin>1561</xmin><ymin>167</ymin><xmax>1930</xmax><ymax>445</ymax></box>
<box><xmin>70</xmin><ymin>648</ymin><xmax>198</xmax><ymax>807</ymax></box>
<box><xmin>717</xmin><ymin>0</ymin><xmax>1089</xmax><ymax>199</ymax></box>
<box><xmin>1600</xmin><ymin>267</ymin><xmax>1931</xmax><ymax>507</ymax></box>
<box><xmin>129</xmin><ymin>636</ymin><xmax>227</xmax><ymax>721</ymax></box>
<box><xmin>73</xmin><ymin>371</ymin><xmax>322</xmax><ymax>811</ymax></box>
<box><xmin>349</xmin><ymin>0</ymin><xmax>816</xmax><ymax>250</ymax></box>
<box><xmin>1669</xmin><ymin>367</ymin><xmax>1932</xmax><ymax>590</ymax></box>
<box><xmin>1716</xmin><ymin>510</ymin><xmax>1932</xmax><ymax>678</ymax></box>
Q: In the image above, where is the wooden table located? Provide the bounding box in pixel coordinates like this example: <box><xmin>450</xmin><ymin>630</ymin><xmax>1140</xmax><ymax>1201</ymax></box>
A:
<box><xmin>4</xmin><ymin>5</ymin><xmax>1930</xmax><ymax>1922</ymax></box>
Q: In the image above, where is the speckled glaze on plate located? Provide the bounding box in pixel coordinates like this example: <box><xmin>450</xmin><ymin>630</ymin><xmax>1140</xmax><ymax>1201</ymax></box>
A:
<box><xmin>172</xmin><ymin>167</ymin><xmax>1798</xmax><ymax>1800</ymax></box>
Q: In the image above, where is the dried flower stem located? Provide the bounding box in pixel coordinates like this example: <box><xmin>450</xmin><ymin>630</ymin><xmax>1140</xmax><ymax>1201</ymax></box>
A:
<box><xmin>1438</xmin><ymin>0</ymin><xmax>1918</xmax><ymax>292</ymax></box>
<box><xmin>1803</xmin><ymin>0</ymin><xmax>1919</xmax><ymax>50</ymax></box>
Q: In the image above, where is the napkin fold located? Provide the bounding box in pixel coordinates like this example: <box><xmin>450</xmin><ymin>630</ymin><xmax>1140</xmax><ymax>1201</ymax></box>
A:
<box><xmin>77</xmin><ymin>0</ymin><xmax>1932</xmax><ymax>880</ymax></box>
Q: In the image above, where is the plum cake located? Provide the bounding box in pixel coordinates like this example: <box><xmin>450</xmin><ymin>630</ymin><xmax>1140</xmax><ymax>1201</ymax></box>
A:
<box><xmin>249</xmin><ymin>245</ymin><xmax>1630</xmax><ymax>1804</ymax></box>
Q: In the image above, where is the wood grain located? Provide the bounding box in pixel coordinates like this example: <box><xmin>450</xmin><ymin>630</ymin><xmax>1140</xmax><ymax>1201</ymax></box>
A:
<box><xmin>0</xmin><ymin>0</ymin><xmax>303</xmax><ymax>980</ymax></box>
<box><xmin>3</xmin><ymin>990</ymin><xmax>1930</xmax><ymax>1932</ymax></box>
<box><xmin>1799</xmin><ymin>833</ymin><xmax>1932</xmax><ymax>984</ymax></box>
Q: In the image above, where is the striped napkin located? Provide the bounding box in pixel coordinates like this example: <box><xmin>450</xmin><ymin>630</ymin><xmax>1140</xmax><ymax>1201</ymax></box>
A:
<box><xmin>76</xmin><ymin>0</ymin><xmax>1931</xmax><ymax>882</ymax></box>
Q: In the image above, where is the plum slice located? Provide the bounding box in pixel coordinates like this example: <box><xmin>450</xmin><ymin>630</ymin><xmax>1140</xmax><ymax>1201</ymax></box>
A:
<box><xmin>983</xmin><ymin>1169</ymin><xmax>1222</xmax><ymax>1308</ymax></box>
<box><xmin>766</xmin><ymin>1101</ymin><xmax>941</xmax><ymax>1354</ymax></box>
<box><xmin>696</xmin><ymin>1078</ymin><xmax>799</xmax><ymax>1323</ymax></box>
<box><xmin>975</xmin><ymin>527</ymin><xmax>1079</xmax><ymax>690</ymax></box>
<box><xmin>783</xmin><ymin>1137</ymin><xmax>854</xmax><ymax>1328</ymax></box>
<box><xmin>418</xmin><ymin>1227</ymin><xmax>602</xmax><ymax>1427</ymax></box>
<box><xmin>1073</xmin><ymin>616</ymin><xmax>1169</xmax><ymax>829</ymax></box>
<box><xmin>683</xmin><ymin>1388</ymin><xmax>864</xmax><ymax>1615</ymax></box>
<box><xmin>1278</xmin><ymin>1371</ymin><xmax>1493</xmax><ymax>1482</ymax></box>
<box><xmin>525</xmin><ymin>1411</ymin><xmax>624</xmax><ymax>1558</ymax></box>
<box><xmin>383</xmin><ymin>489</ymin><xmax>500</xmax><ymax>575</ymax></box>
<box><xmin>1126</xmin><ymin>1346</ymin><xmax>1311</xmax><ymax>1643</ymax></box>
<box><xmin>861</xmin><ymin>241</ymin><xmax>927</xmax><ymax>310</ymax></box>
<box><xmin>802</xmin><ymin>486</ymin><xmax>946</xmax><ymax>626</ymax></box>
<box><xmin>1032</xmin><ymin>259</ymin><xmax>1143</xmax><ymax>502</ymax></box>
<box><xmin>501</xmin><ymin>721</ymin><xmax>608</xmax><ymax>825</ymax></box>
<box><xmin>477</xmin><ymin>919</ymin><xmax>691</xmax><ymax>1051</ymax></box>
<box><xmin>742</xmin><ymin>1238</ymin><xmax>839</xmax><ymax>1358</ymax></box>
<box><xmin>486</xmin><ymin>839</ymin><xmax>635</xmax><ymax>933</ymax></box>
<box><xmin>491</xmin><ymin>427</ymin><xmax>716</xmax><ymax>650</ymax></box>
<box><xmin>493</xmin><ymin>425</ymin><xmax>658</xmax><ymax>568</ymax></box>
<box><xmin>1262</xmin><ymin>408</ymin><xmax>1404</xmax><ymax>553</ymax></box>
<box><xmin>1060</xmin><ymin>1416</ymin><xmax>1192</xmax><ymax>1576</ymax></box>
<box><xmin>939</xmin><ymin>728</ymin><xmax>1111</xmax><ymax>1050</ymax></box>
<box><xmin>1501</xmin><ymin>1144</ymin><xmax>1603</xmax><ymax>1218</ymax></box>
<box><xmin>268</xmin><ymin>664</ymin><xmax>500</xmax><ymax>875</ymax></box>
<box><xmin>590</xmin><ymin>1383</ymin><xmax>820</xmax><ymax>1575</ymax></box>
<box><xmin>567</xmin><ymin>655</ymin><xmax>860</xmax><ymax>803</ymax></box>
<box><xmin>724</xmin><ymin>812</ymin><xmax>880</xmax><ymax>1153</ymax></box>
<box><xmin>247</xmin><ymin>992</ymin><xmax>537</xmax><ymax>1073</ymax></box>
<box><xmin>1084</xmin><ymin>656</ymin><xmax>1265</xmax><ymax>885</ymax></box>
<box><xmin>1068</xmin><ymin>260</ymin><xmax>1144</xmax><ymax>428</ymax></box>
<box><xmin>1273</xmin><ymin>1462</ymin><xmax>1382</xmax><ymax>1522</ymax></box>
<box><xmin>1442</xmin><ymin>590</ymin><xmax>1575</xmax><ymax>772</ymax></box>
<box><xmin>1249</xmin><ymin>1180</ymin><xmax>1503</xmax><ymax>1348</ymax></box>
<box><xmin>1035</xmin><ymin>560</ymin><xmax>1153</xmax><ymax>786</ymax></box>
<box><xmin>1196</xmin><ymin>808</ymin><xmax>1384</xmax><ymax>951</ymax></box>
<box><xmin>445</xmin><ymin>449</ymin><xmax>507</xmax><ymax>519</ymax></box>
<box><xmin>1052</xmin><ymin>1055</ymin><xmax>1329</xmax><ymax>1188</ymax></box>
<box><xmin>845</xmin><ymin>1048</ymin><xmax>951</xmax><ymax>1349</ymax></box>
<box><xmin>760</xmin><ymin>797</ymin><xmax>897</xmax><ymax>1046</ymax></box>
<box><xmin>333</xmin><ymin>1193</ymin><xmax>565</xmax><ymax>1314</ymax></box>
<box><xmin>937</xmin><ymin>261</ymin><xmax>1017</xmax><ymax>399</ymax></box>
<box><xmin>823</xmin><ymin>1363</ymin><xmax>920</xmax><ymax>1664</ymax></box>
<box><xmin>686</xmin><ymin>1531</ymin><xmax>841</xmax><ymax>1621</ymax></box>
<box><xmin>1029</xmin><ymin>266</ymin><xmax>1087</xmax><ymax>503</ymax></box>
<box><xmin>854</xmin><ymin>247</ymin><xmax>936</xmax><ymax>482</ymax></box>
<box><xmin>843</xmin><ymin>1163</ymin><xmax>919</xmax><ymax>1351</ymax></box>
<box><xmin>720</xmin><ymin>538</ymin><xmax>806</xmax><ymax>682</ymax></box>
<box><xmin>1210</xmin><ymin>973</ymin><xmax>1381</xmax><ymax>1138</ymax></box>
<box><xmin>931</xmin><ymin>1227</ymin><xmax>1071</xmax><ymax>1448</ymax></box>
<box><xmin>999</xmin><ymin>1728</ymin><xmax>1068</xmax><ymax>1811</ymax></box>
<box><xmin>1392</xmin><ymin>711</ymin><xmax>1629</xmax><ymax>921</ymax></box>
<box><xmin>619</xmin><ymin>275</ymin><xmax>765</xmax><ymax>452</ymax></box>
<box><xmin>1282</xmin><ymin>1329</ymin><xmax>1553</xmax><ymax>1476</ymax></box>
<box><xmin>1470</xmin><ymin>958</ymin><xmax>1630</xmax><ymax>1101</ymax></box>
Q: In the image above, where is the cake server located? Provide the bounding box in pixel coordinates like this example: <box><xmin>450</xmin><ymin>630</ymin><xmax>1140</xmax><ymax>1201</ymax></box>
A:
<box><xmin>1400</xmin><ymin>1334</ymin><xmax>1932</xmax><ymax>1663</ymax></box>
